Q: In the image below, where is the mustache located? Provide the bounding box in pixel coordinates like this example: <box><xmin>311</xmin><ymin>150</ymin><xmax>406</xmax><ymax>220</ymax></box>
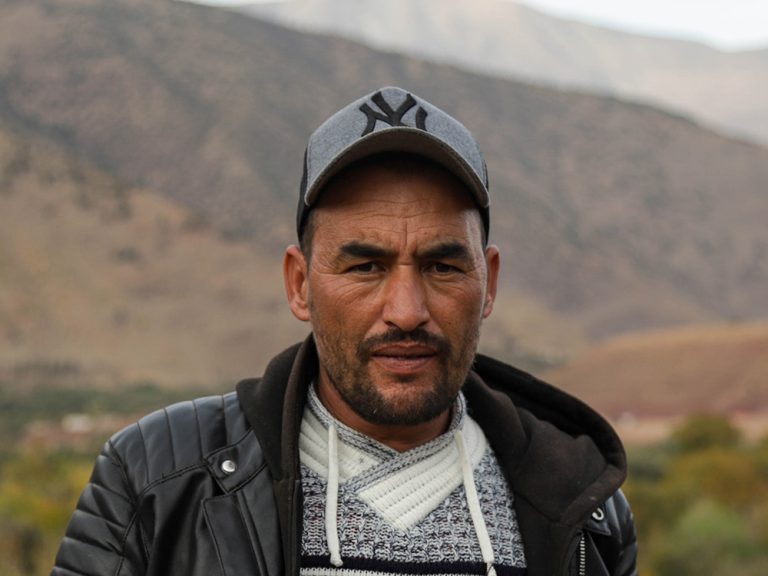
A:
<box><xmin>358</xmin><ymin>327</ymin><xmax>450</xmax><ymax>356</ymax></box>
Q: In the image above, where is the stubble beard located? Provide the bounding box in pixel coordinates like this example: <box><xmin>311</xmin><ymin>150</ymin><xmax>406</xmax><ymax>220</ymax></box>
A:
<box><xmin>314</xmin><ymin>324</ymin><xmax>480</xmax><ymax>427</ymax></box>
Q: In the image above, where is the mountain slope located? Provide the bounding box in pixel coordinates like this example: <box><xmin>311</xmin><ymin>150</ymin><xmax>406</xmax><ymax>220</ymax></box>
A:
<box><xmin>0</xmin><ymin>122</ymin><xmax>309</xmax><ymax>386</ymax></box>
<box><xmin>0</xmin><ymin>121</ymin><xmax>581</xmax><ymax>386</ymax></box>
<box><xmin>545</xmin><ymin>323</ymin><xmax>768</xmax><ymax>420</ymax></box>
<box><xmin>1</xmin><ymin>0</ymin><xmax>767</xmax><ymax>340</ymax></box>
<box><xmin>235</xmin><ymin>0</ymin><xmax>768</xmax><ymax>144</ymax></box>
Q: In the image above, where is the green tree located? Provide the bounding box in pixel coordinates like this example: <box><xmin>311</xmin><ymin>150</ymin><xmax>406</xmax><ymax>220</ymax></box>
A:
<box><xmin>671</xmin><ymin>413</ymin><xmax>741</xmax><ymax>453</ymax></box>
<box><xmin>652</xmin><ymin>500</ymin><xmax>767</xmax><ymax>576</ymax></box>
<box><xmin>0</xmin><ymin>451</ymin><xmax>92</xmax><ymax>575</ymax></box>
<box><xmin>659</xmin><ymin>447</ymin><xmax>766</xmax><ymax>512</ymax></box>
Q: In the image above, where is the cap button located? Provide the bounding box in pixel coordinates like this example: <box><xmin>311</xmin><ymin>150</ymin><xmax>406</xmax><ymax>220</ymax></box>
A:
<box><xmin>221</xmin><ymin>459</ymin><xmax>237</xmax><ymax>474</ymax></box>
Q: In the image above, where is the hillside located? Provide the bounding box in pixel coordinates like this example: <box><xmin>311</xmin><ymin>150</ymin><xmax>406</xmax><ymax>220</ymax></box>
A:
<box><xmin>235</xmin><ymin>0</ymin><xmax>768</xmax><ymax>144</ymax></box>
<box><xmin>545</xmin><ymin>323</ymin><xmax>768</xmax><ymax>423</ymax></box>
<box><xmin>1</xmin><ymin>0</ymin><xmax>768</xmax><ymax>342</ymax></box>
<box><xmin>0</xmin><ymin>121</ymin><xmax>581</xmax><ymax>387</ymax></box>
<box><xmin>0</xmin><ymin>122</ymin><xmax>308</xmax><ymax>387</ymax></box>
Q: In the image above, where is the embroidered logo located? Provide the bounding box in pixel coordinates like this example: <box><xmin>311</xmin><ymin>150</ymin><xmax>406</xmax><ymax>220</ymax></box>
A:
<box><xmin>359</xmin><ymin>91</ymin><xmax>428</xmax><ymax>136</ymax></box>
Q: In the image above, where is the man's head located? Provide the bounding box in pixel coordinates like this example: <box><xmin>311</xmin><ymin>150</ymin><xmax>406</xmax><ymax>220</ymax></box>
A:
<box><xmin>285</xmin><ymin>88</ymin><xmax>499</xmax><ymax>446</ymax></box>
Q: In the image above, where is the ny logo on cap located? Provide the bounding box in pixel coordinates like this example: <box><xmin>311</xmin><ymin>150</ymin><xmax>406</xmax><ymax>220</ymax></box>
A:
<box><xmin>359</xmin><ymin>91</ymin><xmax>428</xmax><ymax>136</ymax></box>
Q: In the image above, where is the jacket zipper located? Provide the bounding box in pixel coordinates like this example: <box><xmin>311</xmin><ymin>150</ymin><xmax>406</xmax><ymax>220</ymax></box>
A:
<box><xmin>578</xmin><ymin>533</ymin><xmax>586</xmax><ymax>576</ymax></box>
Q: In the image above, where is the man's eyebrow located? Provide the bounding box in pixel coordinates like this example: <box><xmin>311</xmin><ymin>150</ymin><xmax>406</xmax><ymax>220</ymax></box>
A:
<box><xmin>419</xmin><ymin>241</ymin><xmax>471</xmax><ymax>261</ymax></box>
<box><xmin>338</xmin><ymin>240</ymin><xmax>471</xmax><ymax>261</ymax></box>
<box><xmin>339</xmin><ymin>242</ymin><xmax>394</xmax><ymax>260</ymax></box>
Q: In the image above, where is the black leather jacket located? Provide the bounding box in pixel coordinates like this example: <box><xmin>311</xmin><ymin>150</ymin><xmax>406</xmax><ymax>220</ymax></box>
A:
<box><xmin>52</xmin><ymin>337</ymin><xmax>637</xmax><ymax>576</ymax></box>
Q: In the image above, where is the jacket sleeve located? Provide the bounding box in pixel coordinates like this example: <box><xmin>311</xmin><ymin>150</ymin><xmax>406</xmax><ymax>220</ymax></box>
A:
<box><xmin>51</xmin><ymin>438</ymin><xmax>147</xmax><ymax>576</ymax></box>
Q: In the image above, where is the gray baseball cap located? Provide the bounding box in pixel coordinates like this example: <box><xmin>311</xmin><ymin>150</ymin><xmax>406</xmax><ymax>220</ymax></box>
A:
<box><xmin>297</xmin><ymin>86</ymin><xmax>490</xmax><ymax>241</ymax></box>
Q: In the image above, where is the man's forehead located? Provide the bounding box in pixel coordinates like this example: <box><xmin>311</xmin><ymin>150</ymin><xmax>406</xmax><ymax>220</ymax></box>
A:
<box><xmin>303</xmin><ymin>154</ymin><xmax>488</xmax><ymax>251</ymax></box>
<box><xmin>315</xmin><ymin>157</ymin><xmax>477</xmax><ymax>213</ymax></box>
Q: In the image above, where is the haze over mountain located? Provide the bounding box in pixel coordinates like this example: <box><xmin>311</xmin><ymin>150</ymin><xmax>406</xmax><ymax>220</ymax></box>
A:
<box><xmin>232</xmin><ymin>0</ymin><xmax>768</xmax><ymax>145</ymax></box>
<box><xmin>1</xmin><ymin>0</ymin><xmax>768</xmax><ymax>394</ymax></box>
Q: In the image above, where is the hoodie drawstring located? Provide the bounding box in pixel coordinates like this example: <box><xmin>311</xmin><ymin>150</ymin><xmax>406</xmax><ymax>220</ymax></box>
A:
<box><xmin>326</xmin><ymin>422</ymin><xmax>343</xmax><ymax>567</ymax></box>
<box><xmin>455</xmin><ymin>429</ymin><xmax>497</xmax><ymax>576</ymax></box>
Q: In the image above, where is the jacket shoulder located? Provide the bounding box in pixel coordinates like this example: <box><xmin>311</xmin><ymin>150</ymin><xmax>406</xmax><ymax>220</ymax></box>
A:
<box><xmin>108</xmin><ymin>391</ymin><xmax>250</xmax><ymax>495</ymax></box>
<box><xmin>585</xmin><ymin>489</ymin><xmax>638</xmax><ymax>576</ymax></box>
<box><xmin>603</xmin><ymin>489</ymin><xmax>637</xmax><ymax>556</ymax></box>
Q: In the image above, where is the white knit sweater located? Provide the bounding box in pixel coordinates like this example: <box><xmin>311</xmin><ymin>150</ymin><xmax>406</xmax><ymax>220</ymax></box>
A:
<box><xmin>299</xmin><ymin>387</ymin><xmax>527</xmax><ymax>575</ymax></box>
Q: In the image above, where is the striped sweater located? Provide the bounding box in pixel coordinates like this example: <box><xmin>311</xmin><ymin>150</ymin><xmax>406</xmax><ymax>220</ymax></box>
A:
<box><xmin>299</xmin><ymin>387</ymin><xmax>527</xmax><ymax>575</ymax></box>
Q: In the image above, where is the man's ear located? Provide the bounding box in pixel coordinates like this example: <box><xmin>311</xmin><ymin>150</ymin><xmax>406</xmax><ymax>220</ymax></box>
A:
<box><xmin>482</xmin><ymin>245</ymin><xmax>500</xmax><ymax>319</ymax></box>
<box><xmin>284</xmin><ymin>245</ymin><xmax>311</xmax><ymax>322</ymax></box>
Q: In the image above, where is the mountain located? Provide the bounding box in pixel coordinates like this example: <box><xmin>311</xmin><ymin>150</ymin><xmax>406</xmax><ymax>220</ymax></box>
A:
<box><xmin>544</xmin><ymin>323</ymin><xmax>768</xmax><ymax>441</ymax></box>
<box><xmin>233</xmin><ymin>0</ymin><xmax>768</xmax><ymax>145</ymax></box>
<box><xmin>0</xmin><ymin>120</ymin><xmax>308</xmax><ymax>387</ymax></box>
<box><xmin>0</xmin><ymin>118</ymin><xmax>582</xmax><ymax>387</ymax></box>
<box><xmin>1</xmin><ymin>0</ymin><xmax>768</xmax><ymax>348</ymax></box>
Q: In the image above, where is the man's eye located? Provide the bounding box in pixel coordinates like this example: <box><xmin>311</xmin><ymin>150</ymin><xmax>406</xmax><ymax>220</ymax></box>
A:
<box><xmin>430</xmin><ymin>262</ymin><xmax>461</xmax><ymax>274</ymax></box>
<box><xmin>348</xmin><ymin>262</ymin><xmax>379</xmax><ymax>273</ymax></box>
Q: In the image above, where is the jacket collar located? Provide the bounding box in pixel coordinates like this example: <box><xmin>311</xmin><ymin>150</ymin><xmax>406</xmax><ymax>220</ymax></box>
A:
<box><xmin>236</xmin><ymin>335</ymin><xmax>317</xmax><ymax>575</ymax></box>
<box><xmin>237</xmin><ymin>337</ymin><xmax>316</xmax><ymax>480</ymax></box>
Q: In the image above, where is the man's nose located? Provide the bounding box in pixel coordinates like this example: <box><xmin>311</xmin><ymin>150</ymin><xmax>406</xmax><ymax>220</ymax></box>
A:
<box><xmin>381</xmin><ymin>266</ymin><xmax>430</xmax><ymax>332</ymax></box>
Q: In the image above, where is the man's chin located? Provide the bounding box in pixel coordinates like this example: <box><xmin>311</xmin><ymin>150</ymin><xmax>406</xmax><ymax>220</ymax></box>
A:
<box><xmin>361</xmin><ymin>385</ymin><xmax>455</xmax><ymax>427</ymax></box>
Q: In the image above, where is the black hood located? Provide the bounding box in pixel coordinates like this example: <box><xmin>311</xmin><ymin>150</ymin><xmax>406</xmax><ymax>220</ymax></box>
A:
<box><xmin>466</xmin><ymin>353</ymin><xmax>626</xmax><ymax>526</ymax></box>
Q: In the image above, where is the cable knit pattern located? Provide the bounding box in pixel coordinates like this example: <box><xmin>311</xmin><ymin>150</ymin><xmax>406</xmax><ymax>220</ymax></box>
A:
<box><xmin>356</xmin><ymin>417</ymin><xmax>485</xmax><ymax>530</ymax></box>
<box><xmin>299</xmin><ymin>388</ymin><xmax>527</xmax><ymax>574</ymax></box>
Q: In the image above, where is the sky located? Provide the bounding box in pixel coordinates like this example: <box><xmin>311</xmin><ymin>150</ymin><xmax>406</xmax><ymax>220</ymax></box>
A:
<box><xmin>191</xmin><ymin>0</ymin><xmax>768</xmax><ymax>50</ymax></box>
<box><xmin>521</xmin><ymin>0</ymin><xmax>768</xmax><ymax>50</ymax></box>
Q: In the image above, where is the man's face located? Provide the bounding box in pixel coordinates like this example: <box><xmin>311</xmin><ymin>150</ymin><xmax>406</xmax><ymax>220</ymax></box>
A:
<box><xmin>286</xmin><ymin>158</ymin><xmax>498</xmax><ymax>428</ymax></box>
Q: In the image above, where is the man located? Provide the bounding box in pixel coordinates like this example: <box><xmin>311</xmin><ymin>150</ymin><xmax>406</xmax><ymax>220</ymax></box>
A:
<box><xmin>52</xmin><ymin>86</ymin><xmax>636</xmax><ymax>576</ymax></box>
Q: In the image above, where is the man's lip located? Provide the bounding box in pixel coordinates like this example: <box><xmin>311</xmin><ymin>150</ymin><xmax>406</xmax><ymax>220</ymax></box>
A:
<box><xmin>371</xmin><ymin>344</ymin><xmax>438</xmax><ymax>357</ymax></box>
<box><xmin>370</xmin><ymin>346</ymin><xmax>437</xmax><ymax>375</ymax></box>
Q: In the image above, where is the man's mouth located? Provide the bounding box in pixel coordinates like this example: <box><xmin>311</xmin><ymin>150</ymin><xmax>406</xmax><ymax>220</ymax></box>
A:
<box><xmin>370</xmin><ymin>344</ymin><xmax>438</xmax><ymax>374</ymax></box>
<box><xmin>372</xmin><ymin>343</ymin><xmax>438</xmax><ymax>357</ymax></box>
